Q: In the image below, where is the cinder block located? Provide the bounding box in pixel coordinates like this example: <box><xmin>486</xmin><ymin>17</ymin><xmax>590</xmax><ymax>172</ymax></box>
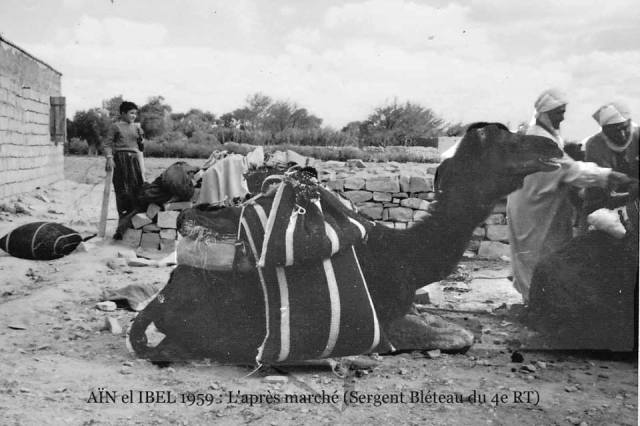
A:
<box><xmin>122</xmin><ymin>229</ymin><xmax>142</xmax><ymax>246</ymax></box>
<box><xmin>164</xmin><ymin>201</ymin><xmax>192</xmax><ymax>211</ymax></box>
<box><xmin>160</xmin><ymin>238</ymin><xmax>176</xmax><ymax>252</ymax></box>
<box><xmin>142</xmin><ymin>223</ymin><xmax>161</xmax><ymax>232</ymax></box>
<box><xmin>146</xmin><ymin>203</ymin><xmax>162</xmax><ymax>220</ymax></box>
<box><xmin>156</xmin><ymin>210</ymin><xmax>180</xmax><ymax>229</ymax></box>
<box><xmin>131</xmin><ymin>213</ymin><xmax>152</xmax><ymax>229</ymax></box>
<box><xmin>140</xmin><ymin>232</ymin><xmax>161</xmax><ymax>250</ymax></box>
<box><xmin>159</xmin><ymin>228</ymin><xmax>177</xmax><ymax>240</ymax></box>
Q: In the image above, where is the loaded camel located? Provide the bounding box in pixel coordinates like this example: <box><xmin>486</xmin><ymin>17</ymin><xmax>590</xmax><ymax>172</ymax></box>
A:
<box><xmin>129</xmin><ymin>122</ymin><xmax>563</xmax><ymax>363</ymax></box>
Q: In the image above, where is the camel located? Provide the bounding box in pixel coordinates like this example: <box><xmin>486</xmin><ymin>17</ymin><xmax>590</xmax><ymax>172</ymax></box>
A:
<box><xmin>128</xmin><ymin>122</ymin><xmax>563</xmax><ymax>363</ymax></box>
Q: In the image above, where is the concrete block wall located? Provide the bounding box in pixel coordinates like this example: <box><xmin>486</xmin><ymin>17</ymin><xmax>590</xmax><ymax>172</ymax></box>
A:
<box><xmin>0</xmin><ymin>37</ymin><xmax>64</xmax><ymax>199</ymax></box>
<box><xmin>320</xmin><ymin>169</ymin><xmax>508</xmax><ymax>255</ymax></box>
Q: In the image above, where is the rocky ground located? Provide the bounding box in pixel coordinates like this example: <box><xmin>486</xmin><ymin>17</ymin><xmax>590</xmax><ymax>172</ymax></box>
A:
<box><xmin>0</xmin><ymin>156</ymin><xmax>636</xmax><ymax>425</ymax></box>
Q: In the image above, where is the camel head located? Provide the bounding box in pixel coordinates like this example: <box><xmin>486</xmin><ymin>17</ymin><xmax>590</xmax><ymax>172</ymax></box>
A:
<box><xmin>435</xmin><ymin>122</ymin><xmax>563</xmax><ymax>199</ymax></box>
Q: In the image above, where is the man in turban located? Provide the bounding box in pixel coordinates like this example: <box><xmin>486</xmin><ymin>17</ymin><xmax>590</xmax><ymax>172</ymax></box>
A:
<box><xmin>582</xmin><ymin>102</ymin><xmax>639</xmax><ymax>216</ymax></box>
<box><xmin>506</xmin><ymin>89</ymin><xmax>631</xmax><ymax>303</ymax></box>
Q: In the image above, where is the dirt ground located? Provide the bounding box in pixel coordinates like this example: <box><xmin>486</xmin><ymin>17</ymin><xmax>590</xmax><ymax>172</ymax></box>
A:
<box><xmin>0</xmin><ymin>156</ymin><xmax>637</xmax><ymax>426</ymax></box>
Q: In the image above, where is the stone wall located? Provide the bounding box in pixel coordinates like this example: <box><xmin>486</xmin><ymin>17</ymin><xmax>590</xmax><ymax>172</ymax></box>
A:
<box><xmin>0</xmin><ymin>36</ymin><xmax>64</xmax><ymax>199</ymax></box>
<box><xmin>318</xmin><ymin>164</ymin><xmax>509</xmax><ymax>257</ymax></box>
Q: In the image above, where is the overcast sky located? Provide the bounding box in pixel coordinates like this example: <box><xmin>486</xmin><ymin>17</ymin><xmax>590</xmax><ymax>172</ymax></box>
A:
<box><xmin>2</xmin><ymin>0</ymin><xmax>639</xmax><ymax>140</ymax></box>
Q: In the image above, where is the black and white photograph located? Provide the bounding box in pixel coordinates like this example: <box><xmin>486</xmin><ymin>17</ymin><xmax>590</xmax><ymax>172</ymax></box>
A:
<box><xmin>0</xmin><ymin>0</ymin><xmax>638</xmax><ymax>424</ymax></box>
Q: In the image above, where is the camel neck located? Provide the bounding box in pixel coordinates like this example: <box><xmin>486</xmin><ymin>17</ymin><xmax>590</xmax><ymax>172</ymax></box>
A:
<box><xmin>401</xmin><ymin>184</ymin><xmax>496</xmax><ymax>287</ymax></box>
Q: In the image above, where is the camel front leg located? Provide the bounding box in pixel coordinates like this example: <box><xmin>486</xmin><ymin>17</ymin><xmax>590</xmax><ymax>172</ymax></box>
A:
<box><xmin>384</xmin><ymin>313</ymin><xmax>474</xmax><ymax>353</ymax></box>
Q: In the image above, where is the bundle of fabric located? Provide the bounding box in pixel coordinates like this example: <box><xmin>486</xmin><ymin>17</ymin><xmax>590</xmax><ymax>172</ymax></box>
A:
<box><xmin>128</xmin><ymin>171</ymin><xmax>391</xmax><ymax>364</ymax></box>
<box><xmin>0</xmin><ymin>222</ymin><xmax>84</xmax><ymax>260</ymax></box>
<box><xmin>138</xmin><ymin>161</ymin><xmax>199</xmax><ymax>207</ymax></box>
<box><xmin>197</xmin><ymin>154</ymin><xmax>250</xmax><ymax>205</ymax></box>
<box><xmin>238</xmin><ymin>171</ymin><xmax>389</xmax><ymax>362</ymax></box>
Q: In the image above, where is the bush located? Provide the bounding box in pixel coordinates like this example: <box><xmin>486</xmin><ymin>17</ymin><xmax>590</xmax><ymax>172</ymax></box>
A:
<box><xmin>67</xmin><ymin>137</ymin><xmax>89</xmax><ymax>155</ymax></box>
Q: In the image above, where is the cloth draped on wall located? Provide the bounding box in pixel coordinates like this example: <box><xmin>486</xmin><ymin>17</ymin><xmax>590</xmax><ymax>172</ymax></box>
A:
<box><xmin>197</xmin><ymin>154</ymin><xmax>250</xmax><ymax>205</ymax></box>
<box><xmin>506</xmin><ymin>124</ymin><xmax>611</xmax><ymax>303</ymax></box>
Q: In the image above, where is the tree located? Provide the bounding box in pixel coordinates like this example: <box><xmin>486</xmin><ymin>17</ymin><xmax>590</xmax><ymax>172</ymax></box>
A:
<box><xmin>67</xmin><ymin>108</ymin><xmax>112</xmax><ymax>154</ymax></box>
<box><xmin>139</xmin><ymin>96</ymin><xmax>172</xmax><ymax>138</ymax></box>
<box><xmin>170</xmin><ymin>108</ymin><xmax>216</xmax><ymax>137</ymax></box>
<box><xmin>102</xmin><ymin>95</ymin><xmax>125</xmax><ymax>120</ymax></box>
<box><xmin>361</xmin><ymin>99</ymin><xmax>447</xmax><ymax>146</ymax></box>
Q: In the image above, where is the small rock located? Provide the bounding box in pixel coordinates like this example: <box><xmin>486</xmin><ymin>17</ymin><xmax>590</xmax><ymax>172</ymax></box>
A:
<box><xmin>14</xmin><ymin>202</ymin><xmax>31</xmax><ymax>214</ymax></box>
<box><xmin>534</xmin><ymin>361</ymin><xmax>547</xmax><ymax>369</ymax></box>
<box><xmin>105</xmin><ymin>317</ymin><xmax>123</xmax><ymax>335</ymax></box>
<box><xmin>264</xmin><ymin>375</ymin><xmax>288</xmax><ymax>384</ymax></box>
<box><xmin>425</xmin><ymin>349</ymin><xmax>441</xmax><ymax>359</ymax></box>
<box><xmin>35</xmin><ymin>194</ymin><xmax>50</xmax><ymax>203</ymax></box>
<box><xmin>122</xmin><ymin>361</ymin><xmax>134</xmax><ymax>367</ymax></box>
<box><xmin>346</xmin><ymin>159</ymin><xmax>366</xmax><ymax>168</ymax></box>
<box><xmin>8</xmin><ymin>324</ymin><xmax>27</xmax><ymax>330</ymax></box>
<box><xmin>565</xmin><ymin>417</ymin><xmax>581</xmax><ymax>425</ymax></box>
<box><xmin>106</xmin><ymin>258</ymin><xmax>127</xmax><ymax>270</ymax></box>
<box><xmin>398</xmin><ymin>368</ymin><xmax>408</xmax><ymax>375</ymax></box>
<box><xmin>520</xmin><ymin>364</ymin><xmax>537</xmax><ymax>373</ymax></box>
<box><xmin>96</xmin><ymin>301</ymin><xmax>117</xmax><ymax>312</ymax></box>
<box><xmin>511</xmin><ymin>351</ymin><xmax>524</xmax><ymax>363</ymax></box>
<box><xmin>565</xmin><ymin>385</ymin><xmax>579</xmax><ymax>392</ymax></box>
<box><xmin>120</xmin><ymin>368</ymin><xmax>132</xmax><ymax>375</ymax></box>
<box><xmin>117</xmin><ymin>249</ymin><xmax>137</xmax><ymax>259</ymax></box>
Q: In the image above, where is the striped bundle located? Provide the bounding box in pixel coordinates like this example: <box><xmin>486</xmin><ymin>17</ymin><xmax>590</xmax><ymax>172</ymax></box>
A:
<box><xmin>240</xmin><ymin>178</ymin><xmax>391</xmax><ymax>362</ymax></box>
<box><xmin>0</xmin><ymin>222</ymin><xmax>83</xmax><ymax>260</ymax></box>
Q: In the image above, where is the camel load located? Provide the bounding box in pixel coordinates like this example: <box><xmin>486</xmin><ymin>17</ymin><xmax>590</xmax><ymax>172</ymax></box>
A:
<box><xmin>128</xmin><ymin>123</ymin><xmax>564</xmax><ymax>364</ymax></box>
<box><xmin>527</xmin><ymin>196</ymin><xmax>639</xmax><ymax>351</ymax></box>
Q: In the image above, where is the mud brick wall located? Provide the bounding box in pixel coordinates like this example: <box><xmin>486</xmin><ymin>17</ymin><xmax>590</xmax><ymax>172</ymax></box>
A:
<box><xmin>0</xmin><ymin>37</ymin><xmax>64</xmax><ymax>199</ymax></box>
<box><xmin>320</xmin><ymin>168</ymin><xmax>509</xmax><ymax>255</ymax></box>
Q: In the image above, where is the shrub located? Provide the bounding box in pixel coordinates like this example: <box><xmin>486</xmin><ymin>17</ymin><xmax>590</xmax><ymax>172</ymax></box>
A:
<box><xmin>67</xmin><ymin>137</ymin><xmax>89</xmax><ymax>155</ymax></box>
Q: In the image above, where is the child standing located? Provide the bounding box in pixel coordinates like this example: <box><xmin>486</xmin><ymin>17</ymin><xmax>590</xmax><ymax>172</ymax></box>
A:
<box><xmin>104</xmin><ymin>101</ymin><xmax>146</xmax><ymax>240</ymax></box>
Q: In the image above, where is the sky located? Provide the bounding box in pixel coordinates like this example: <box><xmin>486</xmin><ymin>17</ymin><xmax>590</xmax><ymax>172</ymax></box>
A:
<box><xmin>1</xmin><ymin>0</ymin><xmax>639</xmax><ymax>140</ymax></box>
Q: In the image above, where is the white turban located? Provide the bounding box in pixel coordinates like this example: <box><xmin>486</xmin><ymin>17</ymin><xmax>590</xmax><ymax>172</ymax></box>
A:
<box><xmin>592</xmin><ymin>102</ymin><xmax>632</xmax><ymax>126</ymax></box>
<box><xmin>534</xmin><ymin>88</ymin><xmax>569</xmax><ymax>116</ymax></box>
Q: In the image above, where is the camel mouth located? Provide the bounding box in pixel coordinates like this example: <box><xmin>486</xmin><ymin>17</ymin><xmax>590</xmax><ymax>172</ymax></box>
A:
<box><xmin>536</xmin><ymin>157</ymin><xmax>562</xmax><ymax>171</ymax></box>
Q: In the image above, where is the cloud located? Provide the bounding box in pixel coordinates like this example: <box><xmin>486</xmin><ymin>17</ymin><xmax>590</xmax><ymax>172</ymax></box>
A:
<box><xmin>21</xmin><ymin>1</ymin><xmax>640</xmax><ymax>141</ymax></box>
<box><xmin>54</xmin><ymin>15</ymin><xmax>168</xmax><ymax>48</ymax></box>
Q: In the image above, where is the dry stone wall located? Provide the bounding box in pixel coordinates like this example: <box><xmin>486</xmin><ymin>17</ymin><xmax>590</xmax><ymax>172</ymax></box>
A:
<box><xmin>317</xmin><ymin>163</ymin><xmax>509</xmax><ymax>257</ymax></box>
<box><xmin>0</xmin><ymin>37</ymin><xmax>64</xmax><ymax>199</ymax></box>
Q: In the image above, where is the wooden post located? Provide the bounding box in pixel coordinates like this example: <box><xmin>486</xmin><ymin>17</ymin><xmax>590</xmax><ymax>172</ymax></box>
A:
<box><xmin>98</xmin><ymin>168</ymin><xmax>113</xmax><ymax>238</ymax></box>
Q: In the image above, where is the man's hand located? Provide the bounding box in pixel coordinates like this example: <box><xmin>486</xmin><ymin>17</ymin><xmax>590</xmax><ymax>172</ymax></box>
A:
<box><xmin>105</xmin><ymin>156</ymin><xmax>114</xmax><ymax>172</ymax></box>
